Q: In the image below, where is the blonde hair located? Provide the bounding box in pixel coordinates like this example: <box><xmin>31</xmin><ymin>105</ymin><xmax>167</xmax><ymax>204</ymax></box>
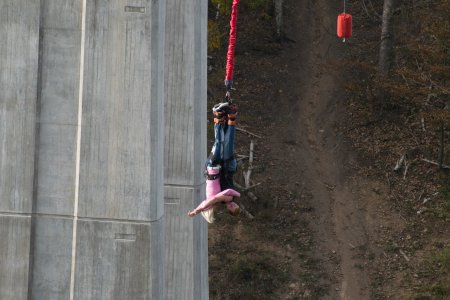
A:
<box><xmin>201</xmin><ymin>208</ymin><xmax>215</xmax><ymax>223</ymax></box>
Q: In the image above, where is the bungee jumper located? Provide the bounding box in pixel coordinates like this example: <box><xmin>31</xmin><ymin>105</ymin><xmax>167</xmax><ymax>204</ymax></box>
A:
<box><xmin>188</xmin><ymin>0</ymin><xmax>353</xmax><ymax>222</ymax></box>
<box><xmin>188</xmin><ymin>0</ymin><xmax>241</xmax><ymax>223</ymax></box>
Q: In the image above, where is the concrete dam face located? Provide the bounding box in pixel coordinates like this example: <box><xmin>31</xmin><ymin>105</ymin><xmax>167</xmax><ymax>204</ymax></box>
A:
<box><xmin>0</xmin><ymin>0</ymin><xmax>207</xmax><ymax>299</ymax></box>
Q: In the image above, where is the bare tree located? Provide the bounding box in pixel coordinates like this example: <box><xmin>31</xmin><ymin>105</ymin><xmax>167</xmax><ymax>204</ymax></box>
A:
<box><xmin>274</xmin><ymin>0</ymin><xmax>283</xmax><ymax>38</ymax></box>
<box><xmin>379</xmin><ymin>0</ymin><xmax>397</xmax><ymax>76</ymax></box>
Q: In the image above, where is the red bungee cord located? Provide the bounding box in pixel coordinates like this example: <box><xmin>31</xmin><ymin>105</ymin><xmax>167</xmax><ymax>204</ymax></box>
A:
<box><xmin>224</xmin><ymin>0</ymin><xmax>240</xmax><ymax>100</ymax></box>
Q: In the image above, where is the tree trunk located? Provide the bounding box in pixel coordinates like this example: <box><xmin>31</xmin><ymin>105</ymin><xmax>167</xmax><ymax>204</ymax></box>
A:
<box><xmin>379</xmin><ymin>0</ymin><xmax>397</xmax><ymax>77</ymax></box>
<box><xmin>274</xmin><ymin>0</ymin><xmax>283</xmax><ymax>38</ymax></box>
<box><xmin>439</xmin><ymin>123</ymin><xmax>445</xmax><ymax>169</ymax></box>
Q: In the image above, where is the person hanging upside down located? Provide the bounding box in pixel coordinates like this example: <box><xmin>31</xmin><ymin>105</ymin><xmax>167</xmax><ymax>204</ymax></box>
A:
<box><xmin>187</xmin><ymin>167</ymin><xmax>241</xmax><ymax>223</ymax></box>
<box><xmin>188</xmin><ymin>101</ymin><xmax>240</xmax><ymax>223</ymax></box>
<box><xmin>187</xmin><ymin>191</ymin><xmax>241</xmax><ymax>222</ymax></box>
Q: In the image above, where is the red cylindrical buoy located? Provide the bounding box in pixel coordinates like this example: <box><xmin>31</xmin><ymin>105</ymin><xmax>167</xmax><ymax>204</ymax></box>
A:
<box><xmin>337</xmin><ymin>13</ymin><xmax>352</xmax><ymax>39</ymax></box>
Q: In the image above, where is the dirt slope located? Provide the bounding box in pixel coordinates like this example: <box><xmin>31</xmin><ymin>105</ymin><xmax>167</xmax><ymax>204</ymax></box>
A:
<box><xmin>266</xmin><ymin>1</ymin><xmax>370</xmax><ymax>298</ymax></box>
<box><xmin>208</xmin><ymin>0</ymin><xmax>375</xmax><ymax>299</ymax></box>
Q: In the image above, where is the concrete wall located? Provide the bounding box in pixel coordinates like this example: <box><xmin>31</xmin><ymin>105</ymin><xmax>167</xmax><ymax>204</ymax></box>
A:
<box><xmin>0</xmin><ymin>0</ymin><xmax>40</xmax><ymax>298</ymax></box>
<box><xmin>0</xmin><ymin>0</ymin><xmax>207</xmax><ymax>298</ymax></box>
<box><xmin>164</xmin><ymin>0</ymin><xmax>208</xmax><ymax>299</ymax></box>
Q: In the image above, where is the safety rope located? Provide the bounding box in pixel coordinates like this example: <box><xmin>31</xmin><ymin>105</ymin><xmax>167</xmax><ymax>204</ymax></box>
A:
<box><xmin>224</xmin><ymin>0</ymin><xmax>240</xmax><ymax>102</ymax></box>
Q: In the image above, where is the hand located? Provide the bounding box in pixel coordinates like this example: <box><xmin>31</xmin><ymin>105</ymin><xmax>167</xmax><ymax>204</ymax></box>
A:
<box><xmin>187</xmin><ymin>209</ymin><xmax>199</xmax><ymax>217</ymax></box>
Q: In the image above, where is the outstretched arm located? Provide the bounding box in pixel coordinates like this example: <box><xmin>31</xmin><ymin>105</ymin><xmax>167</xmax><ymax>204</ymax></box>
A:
<box><xmin>187</xmin><ymin>194</ymin><xmax>234</xmax><ymax>217</ymax></box>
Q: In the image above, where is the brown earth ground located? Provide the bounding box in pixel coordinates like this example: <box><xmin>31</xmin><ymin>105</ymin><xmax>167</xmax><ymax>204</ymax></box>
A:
<box><xmin>206</xmin><ymin>0</ymin><xmax>449</xmax><ymax>299</ymax></box>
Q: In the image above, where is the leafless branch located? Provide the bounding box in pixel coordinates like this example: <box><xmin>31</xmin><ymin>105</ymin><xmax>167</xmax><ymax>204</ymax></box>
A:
<box><xmin>394</xmin><ymin>155</ymin><xmax>405</xmax><ymax>171</ymax></box>
<box><xmin>243</xmin><ymin>141</ymin><xmax>254</xmax><ymax>188</ymax></box>
<box><xmin>399</xmin><ymin>250</ymin><xmax>410</xmax><ymax>262</ymax></box>
<box><xmin>241</xmin><ymin>182</ymin><xmax>261</xmax><ymax>192</ymax></box>
<box><xmin>238</xmin><ymin>202</ymin><xmax>254</xmax><ymax>219</ymax></box>
<box><xmin>403</xmin><ymin>159</ymin><xmax>409</xmax><ymax>179</ymax></box>
<box><xmin>421</xmin><ymin>158</ymin><xmax>450</xmax><ymax>169</ymax></box>
<box><xmin>236</xmin><ymin>127</ymin><xmax>262</xmax><ymax>139</ymax></box>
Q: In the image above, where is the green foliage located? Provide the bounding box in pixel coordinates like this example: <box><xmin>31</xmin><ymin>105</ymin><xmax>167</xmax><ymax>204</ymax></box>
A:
<box><xmin>211</xmin><ymin>0</ymin><xmax>231</xmax><ymax>15</ymax></box>
<box><xmin>431</xmin><ymin>184</ymin><xmax>450</xmax><ymax>219</ymax></box>
<box><xmin>417</xmin><ymin>248</ymin><xmax>450</xmax><ymax>298</ymax></box>
<box><xmin>208</xmin><ymin>20</ymin><xmax>221</xmax><ymax>52</ymax></box>
<box><xmin>429</xmin><ymin>278</ymin><xmax>450</xmax><ymax>297</ymax></box>
<box><xmin>242</xmin><ymin>0</ymin><xmax>270</xmax><ymax>10</ymax></box>
<box><xmin>434</xmin><ymin>248</ymin><xmax>450</xmax><ymax>271</ymax></box>
<box><xmin>211</xmin><ymin>0</ymin><xmax>271</xmax><ymax>14</ymax></box>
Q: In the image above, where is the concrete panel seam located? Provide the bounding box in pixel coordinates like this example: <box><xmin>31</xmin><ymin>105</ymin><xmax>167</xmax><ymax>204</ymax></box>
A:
<box><xmin>36</xmin><ymin>121</ymin><xmax>78</xmax><ymax>126</ymax></box>
<box><xmin>77</xmin><ymin>215</ymin><xmax>164</xmax><ymax>224</ymax></box>
<box><xmin>164</xmin><ymin>183</ymin><xmax>206</xmax><ymax>189</ymax></box>
<box><xmin>0</xmin><ymin>211</ymin><xmax>163</xmax><ymax>224</ymax></box>
<box><xmin>0</xmin><ymin>212</ymin><xmax>32</xmax><ymax>218</ymax></box>
<box><xmin>40</xmin><ymin>27</ymin><xmax>82</xmax><ymax>32</ymax></box>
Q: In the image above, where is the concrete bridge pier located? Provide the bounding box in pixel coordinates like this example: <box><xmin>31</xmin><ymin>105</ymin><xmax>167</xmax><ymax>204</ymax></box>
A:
<box><xmin>164</xmin><ymin>0</ymin><xmax>209</xmax><ymax>300</ymax></box>
<box><xmin>164</xmin><ymin>0</ymin><xmax>208</xmax><ymax>299</ymax></box>
<box><xmin>0</xmin><ymin>0</ymin><xmax>207</xmax><ymax>299</ymax></box>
